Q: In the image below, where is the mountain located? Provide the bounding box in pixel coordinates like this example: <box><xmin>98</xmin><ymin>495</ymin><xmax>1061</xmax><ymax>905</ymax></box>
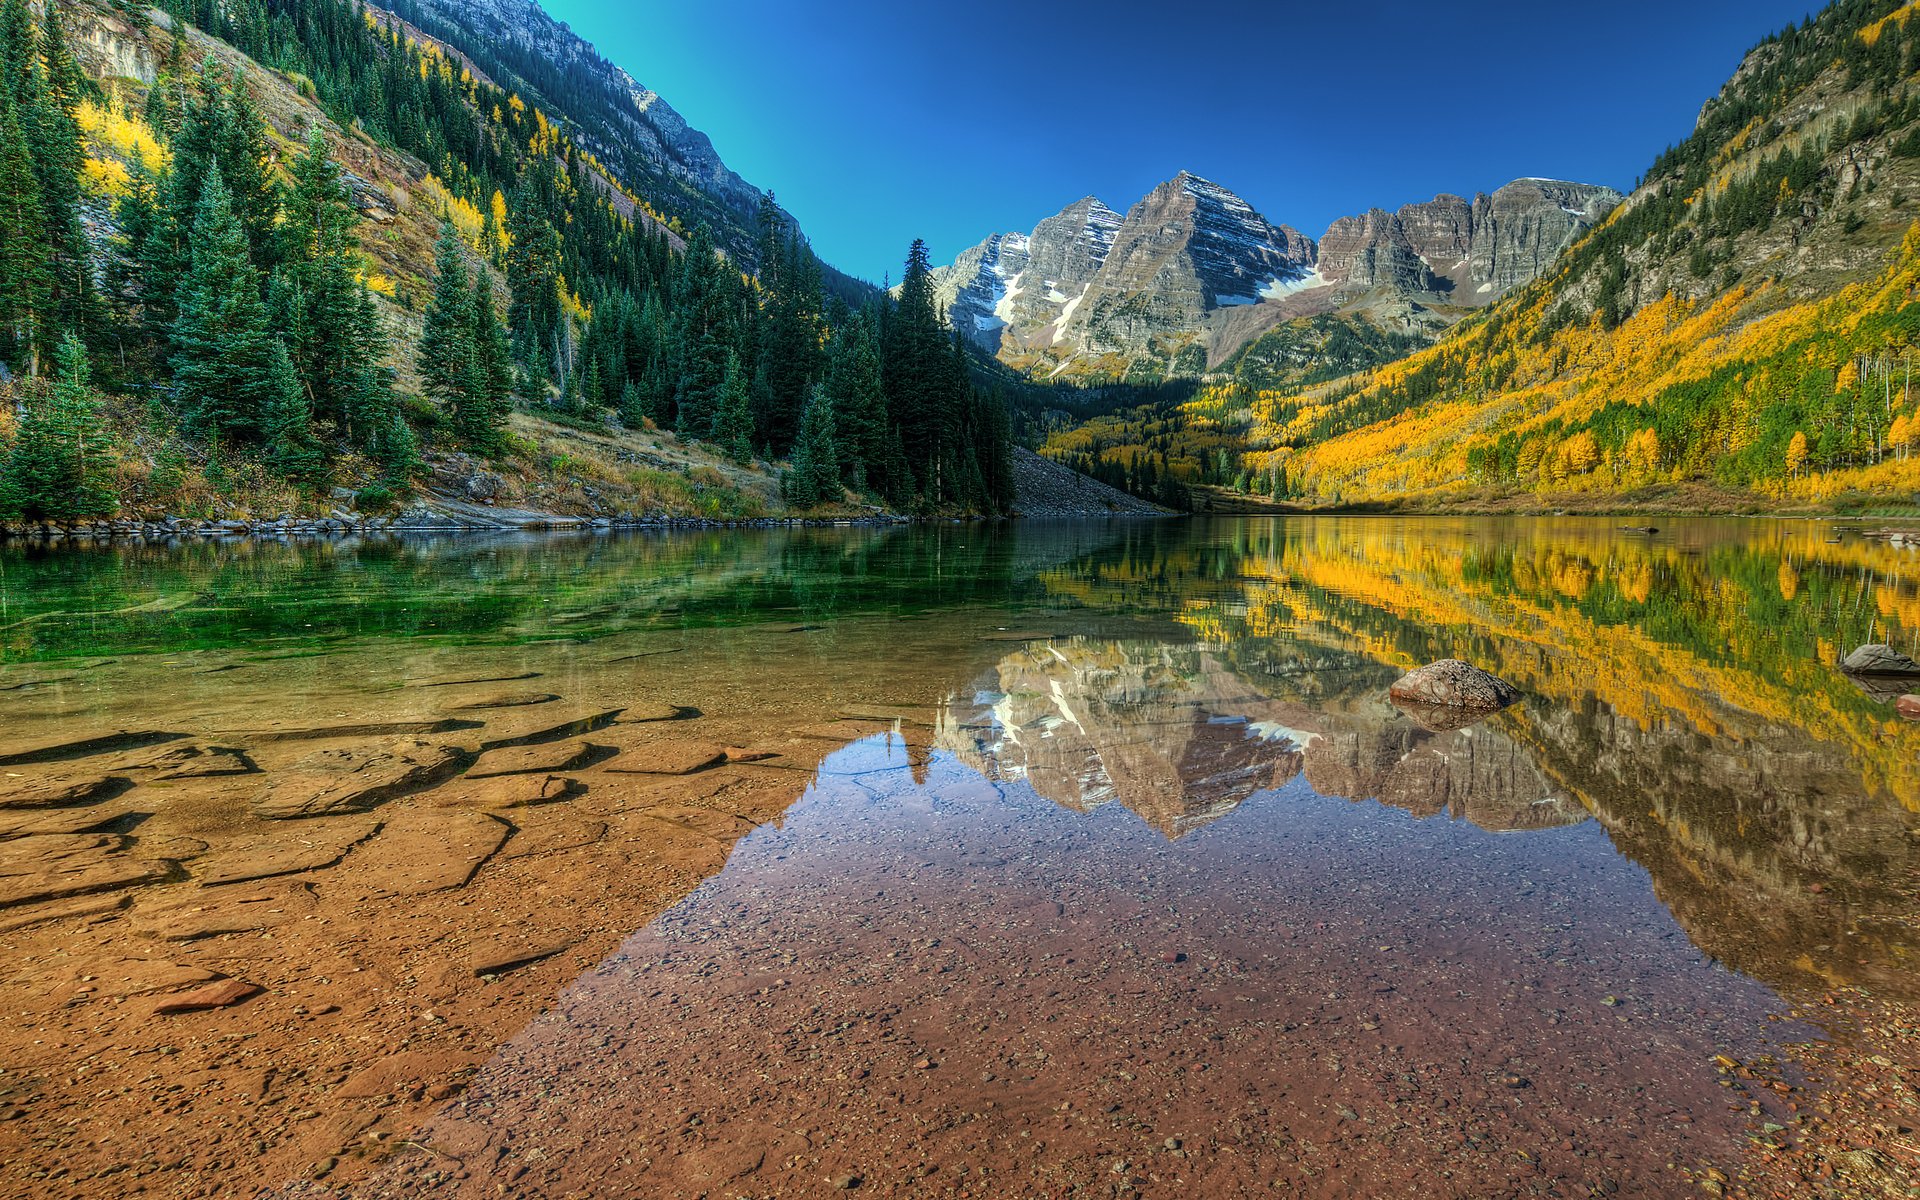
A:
<box><xmin>379</xmin><ymin>0</ymin><xmax>802</xmax><ymax>273</ymax></box>
<box><xmin>1231</xmin><ymin>0</ymin><xmax>1920</xmax><ymax>510</ymax></box>
<box><xmin>933</xmin><ymin>172</ymin><xmax>1621</xmax><ymax>382</ymax></box>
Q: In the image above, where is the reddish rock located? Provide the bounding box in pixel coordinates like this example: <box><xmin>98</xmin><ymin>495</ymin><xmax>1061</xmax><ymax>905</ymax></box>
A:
<box><xmin>152</xmin><ymin>978</ymin><xmax>262</xmax><ymax>1015</ymax></box>
<box><xmin>1896</xmin><ymin>695</ymin><xmax>1920</xmax><ymax>720</ymax></box>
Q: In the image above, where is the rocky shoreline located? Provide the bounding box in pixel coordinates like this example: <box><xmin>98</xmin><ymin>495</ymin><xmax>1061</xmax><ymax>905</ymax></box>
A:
<box><xmin>0</xmin><ymin>507</ymin><xmax>920</xmax><ymax>541</ymax></box>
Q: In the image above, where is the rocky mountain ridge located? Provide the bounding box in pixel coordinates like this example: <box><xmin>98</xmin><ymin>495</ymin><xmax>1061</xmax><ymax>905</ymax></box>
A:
<box><xmin>384</xmin><ymin>0</ymin><xmax>802</xmax><ymax>269</ymax></box>
<box><xmin>933</xmin><ymin>173</ymin><xmax>1622</xmax><ymax>379</ymax></box>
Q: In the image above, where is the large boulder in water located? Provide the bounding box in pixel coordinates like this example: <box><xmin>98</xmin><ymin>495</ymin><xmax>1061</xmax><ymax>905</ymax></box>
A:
<box><xmin>1840</xmin><ymin>644</ymin><xmax>1920</xmax><ymax>675</ymax></box>
<box><xmin>1388</xmin><ymin>660</ymin><xmax>1520</xmax><ymax>710</ymax></box>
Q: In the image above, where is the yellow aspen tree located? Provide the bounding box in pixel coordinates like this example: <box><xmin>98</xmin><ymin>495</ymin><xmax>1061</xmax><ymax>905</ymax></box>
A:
<box><xmin>1786</xmin><ymin>431</ymin><xmax>1810</xmax><ymax>478</ymax></box>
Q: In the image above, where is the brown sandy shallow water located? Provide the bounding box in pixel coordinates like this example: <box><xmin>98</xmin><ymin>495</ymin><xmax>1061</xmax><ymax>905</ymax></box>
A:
<box><xmin>0</xmin><ymin>519</ymin><xmax>1916</xmax><ymax>1200</ymax></box>
<box><xmin>325</xmin><ymin>737</ymin><xmax>1803</xmax><ymax>1200</ymax></box>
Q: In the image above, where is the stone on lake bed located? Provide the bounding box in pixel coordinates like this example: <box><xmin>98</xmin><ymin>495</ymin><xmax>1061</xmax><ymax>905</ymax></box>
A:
<box><xmin>467</xmin><ymin>740</ymin><xmax>604</xmax><ymax>779</ymax></box>
<box><xmin>194</xmin><ymin>815</ymin><xmax>382</xmax><ymax>885</ymax></box>
<box><xmin>322</xmin><ymin>808</ymin><xmax>509</xmax><ymax>898</ymax></box>
<box><xmin>602</xmin><ymin>738</ymin><xmax>729</xmax><ymax>776</ymax></box>
<box><xmin>466</xmin><ymin>930</ymin><xmax>579</xmax><ymax>976</ymax></box>
<box><xmin>250</xmin><ymin>740</ymin><xmax>467</xmax><ymax>820</ymax></box>
<box><xmin>0</xmin><ymin>729</ymin><xmax>185</xmax><ymax>768</ymax></box>
<box><xmin>0</xmin><ymin>773</ymin><xmax>130</xmax><ymax>811</ymax></box>
<box><xmin>151</xmin><ymin>978</ymin><xmax>262</xmax><ymax>1015</ymax></box>
<box><xmin>219</xmin><ymin>718</ymin><xmax>479</xmax><ymax>744</ymax></box>
<box><xmin>1388</xmin><ymin>661</ymin><xmax>1521</xmax><ymax>710</ymax></box>
<box><xmin>0</xmin><ymin>802</ymin><xmax>146</xmax><ymax>840</ymax></box>
<box><xmin>446</xmin><ymin>692</ymin><xmax>561</xmax><ymax>711</ymax></box>
<box><xmin>1841</xmin><ymin>644</ymin><xmax>1920</xmax><ymax>676</ymax></box>
<box><xmin>1899</xmin><ymin>695</ymin><xmax>1920</xmax><ymax>721</ymax></box>
<box><xmin>423</xmin><ymin>773</ymin><xmax>582</xmax><ymax>809</ymax></box>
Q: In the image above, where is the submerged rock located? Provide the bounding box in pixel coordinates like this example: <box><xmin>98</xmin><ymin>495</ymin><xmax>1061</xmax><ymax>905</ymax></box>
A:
<box><xmin>250</xmin><ymin>740</ymin><xmax>466</xmax><ymax>820</ymax></box>
<box><xmin>1387</xmin><ymin>661</ymin><xmax>1520</xmax><ymax>710</ymax></box>
<box><xmin>1840</xmin><ymin>644</ymin><xmax>1920</xmax><ymax>676</ymax></box>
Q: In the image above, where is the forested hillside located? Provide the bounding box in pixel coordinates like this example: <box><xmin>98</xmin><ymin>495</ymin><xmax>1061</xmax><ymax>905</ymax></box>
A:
<box><xmin>1219</xmin><ymin>0</ymin><xmax>1920</xmax><ymax>509</ymax></box>
<box><xmin>1037</xmin><ymin>0</ymin><xmax>1920</xmax><ymax>512</ymax></box>
<box><xmin>0</xmin><ymin>0</ymin><xmax>1015</xmax><ymax>523</ymax></box>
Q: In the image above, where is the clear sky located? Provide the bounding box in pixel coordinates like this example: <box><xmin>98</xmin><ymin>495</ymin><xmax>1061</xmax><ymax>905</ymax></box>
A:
<box><xmin>541</xmin><ymin>0</ymin><xmax>1816</xmax><ymax>283</ymax></box>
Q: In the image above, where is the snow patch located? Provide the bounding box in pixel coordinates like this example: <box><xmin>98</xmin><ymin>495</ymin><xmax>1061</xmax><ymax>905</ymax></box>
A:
<box><xmin>1051</xmin><ymin>284</ymin><xmax>1091</xmax><ymax>345</ymax></box>
<box><xmin>1255</xmin><ymin>270</ymin><xmax>1326</xmax><ymax>302</ymax></box>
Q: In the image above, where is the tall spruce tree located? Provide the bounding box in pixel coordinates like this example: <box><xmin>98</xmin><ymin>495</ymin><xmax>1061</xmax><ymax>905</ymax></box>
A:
<box><xmin>783</xmin><ymin>384</ymin><xmax>840</xmax><ymax>507</ymax></box>
<box><xmin>170</xmin><ymin>165</ymin><xmax>299</xmax><ymax>445</ymax></box>
<box><xmin>419</xmin><ymin>222</ymin><xmax>478</xmax><ymax>406</ymax></box>
<box><xmin>0</xmin><ymin>97</ymin><xmax>50</xmax><ymax>374</ymax></box>
<box><xmin>467</xmin><ymin>274</ymin><xmax>513</xmax><ymax>453</ymax></box>
<box><xmin>714</xmin><ymin>349</ymin><xmax>754</xmax><ymax>463</ymax></box>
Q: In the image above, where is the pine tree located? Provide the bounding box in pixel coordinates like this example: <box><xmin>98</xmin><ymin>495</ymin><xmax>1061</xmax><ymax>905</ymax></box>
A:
<box><xmin>467</xmin><ymin>273</ymin><xmax>513</xmax><ymax>453</ymax></box>
<box><xmin>784</xmin><ymin>385</ymin><xmax>840</xmax><ymax>507</ymax></box>
<box><xmin>0</xmin><ymin>97</ymin><xmax>50</xmax><ymax>374</ymax></box>
<box><xmin>1</xmin><ymin>333</ymin><xmax>116</xmax><ymax>517</ymax></box>
<box><xmin>714</xmin><ymin>349</ymin><xmax>754</xmax><ymax>463</ymax></box>
<box><xmin>826</xmin><ymin>312</ymin><xmax>887</xmax><ymax>493</ymax></box>
<box><xmin>170</xmin><ymin>165</ymin><xmax>295</xmax><ymax>443</ymax></box>
<box><xmin>419</xmin><ymin>222</ymin><xmax>478</xmax><ymax>405</ymax></box>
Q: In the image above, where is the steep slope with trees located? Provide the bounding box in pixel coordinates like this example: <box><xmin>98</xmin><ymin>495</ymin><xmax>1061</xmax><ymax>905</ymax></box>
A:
<box><xmin>0</xmin><ymin>0</ymin><xmax>1017</xmax><ymax>525</ymax></box>
<box><xmin>1231</xmin><ymin>0</ymin><xmax>1920</xmax><ymax>509</ymax></box>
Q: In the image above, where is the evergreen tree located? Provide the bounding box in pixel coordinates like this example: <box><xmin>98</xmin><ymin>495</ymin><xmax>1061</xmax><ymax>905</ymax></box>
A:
<box><xmin>0</xmin><ymin>97</ymin><xmax>50</xmax><ymax>374</ymax></box>
<box><xmin>825</xmin><ymin>312</ymin><xmax>888</xmax><ymax>493</ymax></box>
<box><xmin>170</xmin><ymin>165</ymin><xmax>298</xmax><ymax>443</ymax></box>
<box><xmin>0</xmin><ymin>333</ymin><xmax>116</xmax><ymax>517</ymax></box>
<box><xmin>714</xmin><ymin>349</ymin><xmax>754</xmax><ymax>463</ymax></box>
<box><xmin>783</xmin><ymin>384</ymin><xmax>840</xmax><ymax>507</ymax></box>
<box><xmin>277</xmin><ymin>132</ymin><xmax>388</xmax><ymax>443</ymax></box>
<box><xmin>419</xmin><ymin>222</ymin><xmax>478</xmax><ymax>407</ymax></box>
<box><xmin>467</xmin><ymin>273</ymin><xmax>513</xmax><ymax>452</ymax></box>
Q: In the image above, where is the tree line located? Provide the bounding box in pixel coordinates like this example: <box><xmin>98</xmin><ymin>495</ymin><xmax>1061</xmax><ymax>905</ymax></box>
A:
<box><xmin>0</xmin><ymin>0</ymin><xmax>1015</xmax><ymax>520</ymax></box>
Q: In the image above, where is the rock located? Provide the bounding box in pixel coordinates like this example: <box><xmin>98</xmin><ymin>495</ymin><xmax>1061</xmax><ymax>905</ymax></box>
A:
<box><xmin>151</xmin><ymin>978</ymin><xmax>262</xmax><ymax>1014</ymax></box>
<box><xmin>466</xmin><ymin>930</ymin><xmax>579</xmax><ymax>976</ymax></box>
<box><xmin>250</xmin><ymin>740</ymin><xmax>467</xmax><ymax>820</ymax></box>
<box><xmin>219</xmin><ymin>718</ymin><xmax>478</xmax><ymax>744</ymax></box>
<box><xmin>123</xmin><ymin>744</ymin><xmax>255</xmax><ymax>780</ymax></box>
<box><xmin>1388</xmin><ymin>661</ymin><xmax>1520</xmax><ymax>710</ymax></box>
<box><xmin>194</xmin><ymin>815</ymin><xmax>382</xmax><ymax>885</ymax></box>
<box><xmin>0</xmin><ymin>802</ymin><xmax>144</xmax><ymax>840</ymax></box>
<box><xmin>602</xmin><ymin>737</ymin><xmax>729</xmax><ymax>776</ymax></box>
<box><xmin>475</xmin><ymin>707</ymin><xmax>625</xmax><ymax>751</ymax></box>
<box><xmin>0</xmin><ymin>729</ymin><xmax>185</xmax><ymax>768</ymax></box>
<box><xmin>0</xmin><ymin>774</ymin><xmax>130</xmax><ymax>811</ymax></box>
<box><xmin>446</xmin><ymin>692</ymin><xmax>561</xmax><ymax>711</ymax></box>
<box><xmin>0</xmin><ymin>834</ymin><xmax>167</xmax><ymax>908</ymax></box>
<box><xmin>1898</xmin><ymin>695</ymin><xmax>1920</xmax><ymax>721</ymax></box>
<box><xmin>1840</xmin><ymin>644</ymin><xmax>1920</xmax><ymax>675</ymax></box>
<box><xmin>321</xmin><ymin>808</ymin><xmax>508</xmax><ymax>898</ymax></box>
<box><xmin>422</xmin><ymin>774</ymin><xmax>581</xmax><ymax>809</ymax></box>
<box><xmin>133</xmin><ymin>882</ymin><xmax>313</xmax><ymax>939</ymax></box>
<box><xmin>1390</xmin><ymin>699</ymin><xmax>1503</xmax><ymax>733</ymax></box>
<box><xmin>467</xmin><ymin>740</ymin><xmax>604</xmax><ymax>779</ymax></box>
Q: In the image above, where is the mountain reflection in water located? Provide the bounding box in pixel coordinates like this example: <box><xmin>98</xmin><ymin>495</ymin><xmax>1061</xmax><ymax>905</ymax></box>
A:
<box><xmin>2</xmin><ymin>517</ymin><xmax>1916</xmax><ymax>1199</ymax></box>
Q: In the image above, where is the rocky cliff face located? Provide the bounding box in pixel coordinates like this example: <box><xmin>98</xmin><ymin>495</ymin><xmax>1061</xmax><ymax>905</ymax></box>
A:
<box><xmin>933</xmin><ymin>172</ymin><xmax>1621</xmax><ymax>377</ymax></box>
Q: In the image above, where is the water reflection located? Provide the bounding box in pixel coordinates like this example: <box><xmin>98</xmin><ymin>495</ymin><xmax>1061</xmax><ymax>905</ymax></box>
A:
<box><xmin>2</xmin><ymin>517</ymin><xmax>1916</xmax><ymax>1198</ymax></box>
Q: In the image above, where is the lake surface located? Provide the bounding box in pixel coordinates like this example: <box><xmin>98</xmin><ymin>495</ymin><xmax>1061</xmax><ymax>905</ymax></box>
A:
<box><xmin>1</xmin><ymin>518</ymin><xmax>1916</xmax><ymax>1199</ymax></box>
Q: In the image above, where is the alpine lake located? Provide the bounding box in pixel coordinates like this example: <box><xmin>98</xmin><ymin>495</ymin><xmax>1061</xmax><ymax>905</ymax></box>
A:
<box><xmin>0</xmin><ymin>517</ymin><xmax>1916</xmax><ymax>1200</ymax></box>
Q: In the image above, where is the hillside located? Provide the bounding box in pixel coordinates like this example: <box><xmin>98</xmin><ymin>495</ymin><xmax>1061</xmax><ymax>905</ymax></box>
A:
<box><xmin>0</xmin><ymin>0</ymin><xmax>1024</xmax><ymax>526</ymax></box>
<box><xmin>1222</xmin><ymin>0</ymin><xmax>1920</xmax><ymax>510</ymax></box>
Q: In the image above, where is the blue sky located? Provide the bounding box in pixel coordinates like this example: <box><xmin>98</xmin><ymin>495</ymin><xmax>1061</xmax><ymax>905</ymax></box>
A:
<box><xmin>542</xmin><ymin>1</ymin><xmax>1816</xmax><ymax>282</ymax></box>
